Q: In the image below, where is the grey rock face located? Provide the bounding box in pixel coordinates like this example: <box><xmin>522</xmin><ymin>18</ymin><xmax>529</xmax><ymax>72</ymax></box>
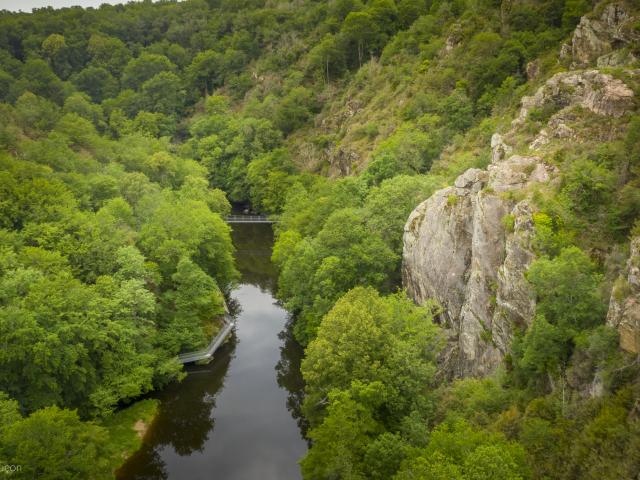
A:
<box><xmin>526</xmin><ymin>60</ymin><xmax>540</xmax><ymax>81</ymax></box>
<box><xmin>607</xmin><ymin>237</ymin><xmax>640</xmax><ymax>354</ymax></box>
<box><xmin>530</xmin><ymin>113</ymin><xmax>578</xmax><ymax>151</ymax></box>
<box><xmin>515</xmin><ymin>70</ymin><xmax>635</xmax><ymax>127</ymax></box>
<box><xmin>491</xmin><ymin>133</ymin><xmax>512</xmax><ymax>163</ymax></box>
<box><xmin>567</xmin><ymin>3</ymin><xmax>639</xmax><ymax>68</ymax></box>
<box><xmin>402</xmin><ymin>144</ymin><xmax>549</xmax><ymax>377</ymax></box>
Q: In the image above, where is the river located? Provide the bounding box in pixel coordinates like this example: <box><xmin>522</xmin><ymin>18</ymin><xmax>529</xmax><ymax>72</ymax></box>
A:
<box><xmin>116</xmin><ymin>223</ymin><xmax>308</xmax><ymax>480</ymax></box>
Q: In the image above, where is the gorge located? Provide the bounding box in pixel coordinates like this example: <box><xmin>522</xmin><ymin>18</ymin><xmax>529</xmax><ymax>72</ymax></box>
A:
<box><xmin>0</xmin><ymin>0</ymin><xmax>639</xmax><ymax>478</ymax></box>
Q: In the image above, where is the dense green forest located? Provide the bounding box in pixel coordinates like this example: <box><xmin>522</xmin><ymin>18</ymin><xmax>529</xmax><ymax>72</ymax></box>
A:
<box><xmin>0</xmin><ymin>0</ymin><xmax>639</xmax><ymax>478</ymax></box>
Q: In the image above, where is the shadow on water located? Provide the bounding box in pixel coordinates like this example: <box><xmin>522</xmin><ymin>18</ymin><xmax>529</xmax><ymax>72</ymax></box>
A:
<box><xmin>276</xmin><ymin>321</ymin><xmax>310</xmax><ymax>439</ymax></box>
<box><xmin>116</xmin><ymin>223</ymin><xmax>307</xmax><ymax>480</ymax></box>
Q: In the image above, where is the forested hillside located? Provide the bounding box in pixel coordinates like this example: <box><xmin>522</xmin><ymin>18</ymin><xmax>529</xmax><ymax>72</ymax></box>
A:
<box><xmin>0</xmin><ymin>0</ymin><xmax>639</xmax><ymax>478</ymax></box>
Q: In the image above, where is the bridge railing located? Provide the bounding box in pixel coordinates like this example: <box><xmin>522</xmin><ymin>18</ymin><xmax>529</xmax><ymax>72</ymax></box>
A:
<box><xmin>177</xmin><ymin>300</ymin><xmax>235</xmax><ymax>364</ymax></box>
<box><xmin>225</xmin><ymin>215</ymin><xmax>276</xmax><ymax>223</ymax></box>
<box><xmin>177</xmin><ymin>317</ymin><xmax>235</xmax><ymax>364</ymax></box>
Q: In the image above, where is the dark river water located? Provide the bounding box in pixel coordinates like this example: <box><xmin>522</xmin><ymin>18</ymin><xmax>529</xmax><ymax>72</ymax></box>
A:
<box><xmin>117</xmin><ymin>223</ymin><xmax>307</xmax><ymax>480</ymax></box>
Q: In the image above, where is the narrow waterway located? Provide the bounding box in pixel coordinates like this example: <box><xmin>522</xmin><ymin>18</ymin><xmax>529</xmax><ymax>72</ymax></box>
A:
<box><xmin>117</xmin><ymin>223</ymin><xmax>307</xmax><ymax>480</ymax></box>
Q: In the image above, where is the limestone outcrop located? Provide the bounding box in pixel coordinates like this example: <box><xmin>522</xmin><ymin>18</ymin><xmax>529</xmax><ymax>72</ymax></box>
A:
<box><xmin>607</xmin><ymin>237</ymin><xmax>640</xmax><ymax>354</ymax></box>
<box><xmin>402</xmin><ymin>137</ymin><xmax>551</xmax><ymax>377</ymax></box>
<box><xmin>561</xmin><ymin>3</ymin><xmax>639</xmax><ymax>68</ymax></box>
<box><xmin>514</xmin><ymin>70</ymin><xmax>635</xmax><ymax>127</ymax></box>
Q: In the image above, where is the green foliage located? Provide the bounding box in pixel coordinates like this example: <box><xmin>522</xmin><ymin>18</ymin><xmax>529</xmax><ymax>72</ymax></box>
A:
<box><xmin>511</xmin><ymin>247</ymin><xmax>607</xmax><ymax>387</ymax></box>
<box><xmin>364</xmin><ymin>174</ymin><xmax>441</xmax><ymax>253</ymax></box>
<box><xmin>0</xmin><ymin>88</ymin><xmax>236</xmax><ymax>425</ymax></box>
<box><xmin>122</xmin><ymin>53</ymin><xmax>176</xmax><ymax>91</ymax></box>
<box><xmin>396</xmin><ymin>418</ymin><xmax>529</xmax><ymax>480</ymax></box>
<box><xmin>363</xmin><ymin>432</ymin><xmax>410</xmax><ymax>480</ymax></box>
<box><xmin>300</xmin><ymin>287</ymin><xmax>441</xmax><ymax>478</ymax></box>
<box><xmin>342</xmin><ymin>11</ymin><xmax>382</xmax><ymax>67</ymax></box>
<box><xmin>531</xmin><ymin>212</ymin><xmax>571</xmax><ymax>257</ymax></box>
<box><xmin>502</xmin><ymin>213</ymin><xmax>516</xmax><ymax>233</ymax></box>
<box><xmin>527</xmin><ymin>247</ymin><xmax>605</xmax><ymax>332</ymax></box>
<box><xmin>140</xmin><ymin>71</ymin><xmax>186</xmax><ymax>116</ymax></box>
<box><xmin>302</xmin><ymin>287</ymin><xmax>441</xmax><ymax>425</ymax></box>
<box><xmin>560</xmin><ymin>159</ymin><xmax>616</xmax><ymax>219</ymax></box>
<box><xmin>0</xmin><ymin>405</ymin><xmax>112</xmax><ymax>479</ymax></box>
<box><xmin>436</xmin><ymin>378</ymin><xmax>517</xmax><ymax>427</ymax></box>
<box><xmin>14</xmin><ymin>92</ymin><xmax>60</xmax><ymax>133</ymax></box>
<box><xmin>188</xmin><ymin>108</ymin><xmax>282</xmax><ymax>202</ymax></box>
<box><xmin>516</xmin><ymin>314</ymin><xmax>572</xmax><ymax>382</ymax></box>
<box><xmin>131</xmin><ymin>111</ymin><xmax>176</xmax><ymax>138</ymax></box>
<box><xmin>562</xmin><ymin>0</ymin><xmax>590</xmax><ymax>31</ymax></box>
<box><xmin>138</xmin><ymin>195</ymin><xmax>237</xmax><ymax>287</ymax></box>
<box><xmin>301</xmin><ymin>381</ymin><xmax>386</xmax><ymax>479</ymax></box>
<box><xmin>278</xmin><ymin>208</ymin><xmax>398</xmax><ymax>343</ymax></box>
<box><xmin>363</xmin><ymin>123</ymin><xmax>445</xmax><ymax>185</ymax></box>
<box><xmin>13</xmin><ymin>59</ymin><xmax>66</xmax><ymax>104</ymax></box>
<box><xmin>517</xmin><ymin>389</ymin><xmax>640</xmax><ymax>479</ymax></box>
<box><xmin>87</xmin><ymin>33</ymin><xmax>131</xmax><ymax>76</ymax></box>
<box><xmin>307</xmin><ymin>34</ymin><xmax>346</xmax><ymax>82</ymax></box>
<box><xmin>161</xmin><ymin>257</ymin><xmax>224</xmax><ymax>351</ymax></box>
<box><xmin>246</xmin><ymin>148</ymin><xmax>296</xmax><ymax>213</ymax></box>
<box><xmin>187</xmin><ymin>49</ymin><xmax>224</xmax><ymax>96</ymax></box>
<box><xmin>274</xmin><ymin>87</ymin><xmax>317</xmax><ymax>135</ymax></box>
<box><xmin>72</xmin><ymin>66</ymin><xmax>119</xmax><ymax>103</ymax></box>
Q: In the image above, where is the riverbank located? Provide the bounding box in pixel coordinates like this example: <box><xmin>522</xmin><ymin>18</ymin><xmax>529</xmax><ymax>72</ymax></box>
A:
<box><xmin>103</xmin><ymin>399</ymin><xmax>160</xmax><ymax>477</ymax></box>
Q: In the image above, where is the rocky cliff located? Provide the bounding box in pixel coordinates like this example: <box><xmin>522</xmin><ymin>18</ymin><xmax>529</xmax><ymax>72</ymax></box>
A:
<box><xmin>403</xmin><ymin>3</ymin><xmax>638</xmax><ymax>377</ymax></box>
<box><xmin>560</xmin><ymin>2</ymin><xmax>639</xmax><ymax>68</ymax></box>
<box><xmin>607</xmin><ymin>237</ymin><xmax>640</xmax><ymax>355</ymax></box>
<box><xmin>403</xmin><ymin>142</ymin><xmax>548</xmax><ymax>377</ymax></box>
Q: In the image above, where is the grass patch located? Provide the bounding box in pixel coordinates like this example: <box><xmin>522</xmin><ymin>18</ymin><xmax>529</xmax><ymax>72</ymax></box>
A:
<box><xmin>102</xmin><ymin>399</ymin><xmax>160</xmax><ymax>473</ymax></box>
<box><xmin>502</xmin><ymin>213</ymin><xmax>516</xmax><ymax>233</ymax></box>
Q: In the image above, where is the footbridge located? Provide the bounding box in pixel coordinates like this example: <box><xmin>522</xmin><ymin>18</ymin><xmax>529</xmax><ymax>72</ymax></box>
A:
<box><xmin>178</xmin><ymin>302</ymin><xmax>236</xmax><ymax>364</ymax></box>
<box><xmin>226</xmin><ymin>215</ymin><xmax>276</xmax><ymax>224</ymax></box>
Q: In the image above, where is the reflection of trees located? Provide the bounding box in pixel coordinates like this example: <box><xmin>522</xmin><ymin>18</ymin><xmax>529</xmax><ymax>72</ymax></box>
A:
<box><xmin>276</xmin><ymin>317</ymin><xmax>310</xmax><ymax>440</ymax></box>
<box><xmin>156</xmin><ymin>339</ymin><xmax>235</xmax><ymax>455</ymax></box>
<box><xmin>226</xmin><ymin>296</ymin><xmax>242</xmax><ymax>318</ymax></box>
<box><xmin>234</xmin><ymin>220</ymin><xmax>309</xmax><ymax>439</ymax></box>
<box><xmin>231</xmin><ymin>223</ymin><xmax>277</xmax><ymax>291</ymax></box>
<box><xmin>117</xmin><ymin>337</ymin><xmax>237</xmax><ymax>479</ymax></box>
<box><xmin>117</xmin><ymin>446</ymin><xmax>168</xmax><ymax>480</ymax></box>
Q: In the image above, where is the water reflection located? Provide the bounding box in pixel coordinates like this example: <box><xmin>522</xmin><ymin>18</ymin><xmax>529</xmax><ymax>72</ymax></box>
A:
<box><xmin>276</xmin><ymin>321</ymin><xmax>309</xmax><ymax>439</ymax></box>
<box><xmin>232</xmin><ymin>222</ymin><xmax>277</xmax><ymax>292</ymax></box>
<box><xmin>117</xmin><ymin>223</ymin><xmax>307</xmax><ymax>480</ymax></box>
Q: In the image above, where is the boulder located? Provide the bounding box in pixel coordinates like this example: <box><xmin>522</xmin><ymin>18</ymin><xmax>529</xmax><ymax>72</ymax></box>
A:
<box><xmin>491</xmin><ymin>133</ymin><xmax>512</xmax><ymax>163</ymax></box>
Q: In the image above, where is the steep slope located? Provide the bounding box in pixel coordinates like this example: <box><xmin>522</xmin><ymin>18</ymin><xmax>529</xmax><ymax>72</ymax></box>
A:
<box><xmin>403</xmin><ymin>2</ymin><xmax>639</xmax><ymax>378</ymax></box>
<box><xmin>608</xmin><ymin>235</ymin><xmax>640</xmax><ymax>354</ymax></box>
